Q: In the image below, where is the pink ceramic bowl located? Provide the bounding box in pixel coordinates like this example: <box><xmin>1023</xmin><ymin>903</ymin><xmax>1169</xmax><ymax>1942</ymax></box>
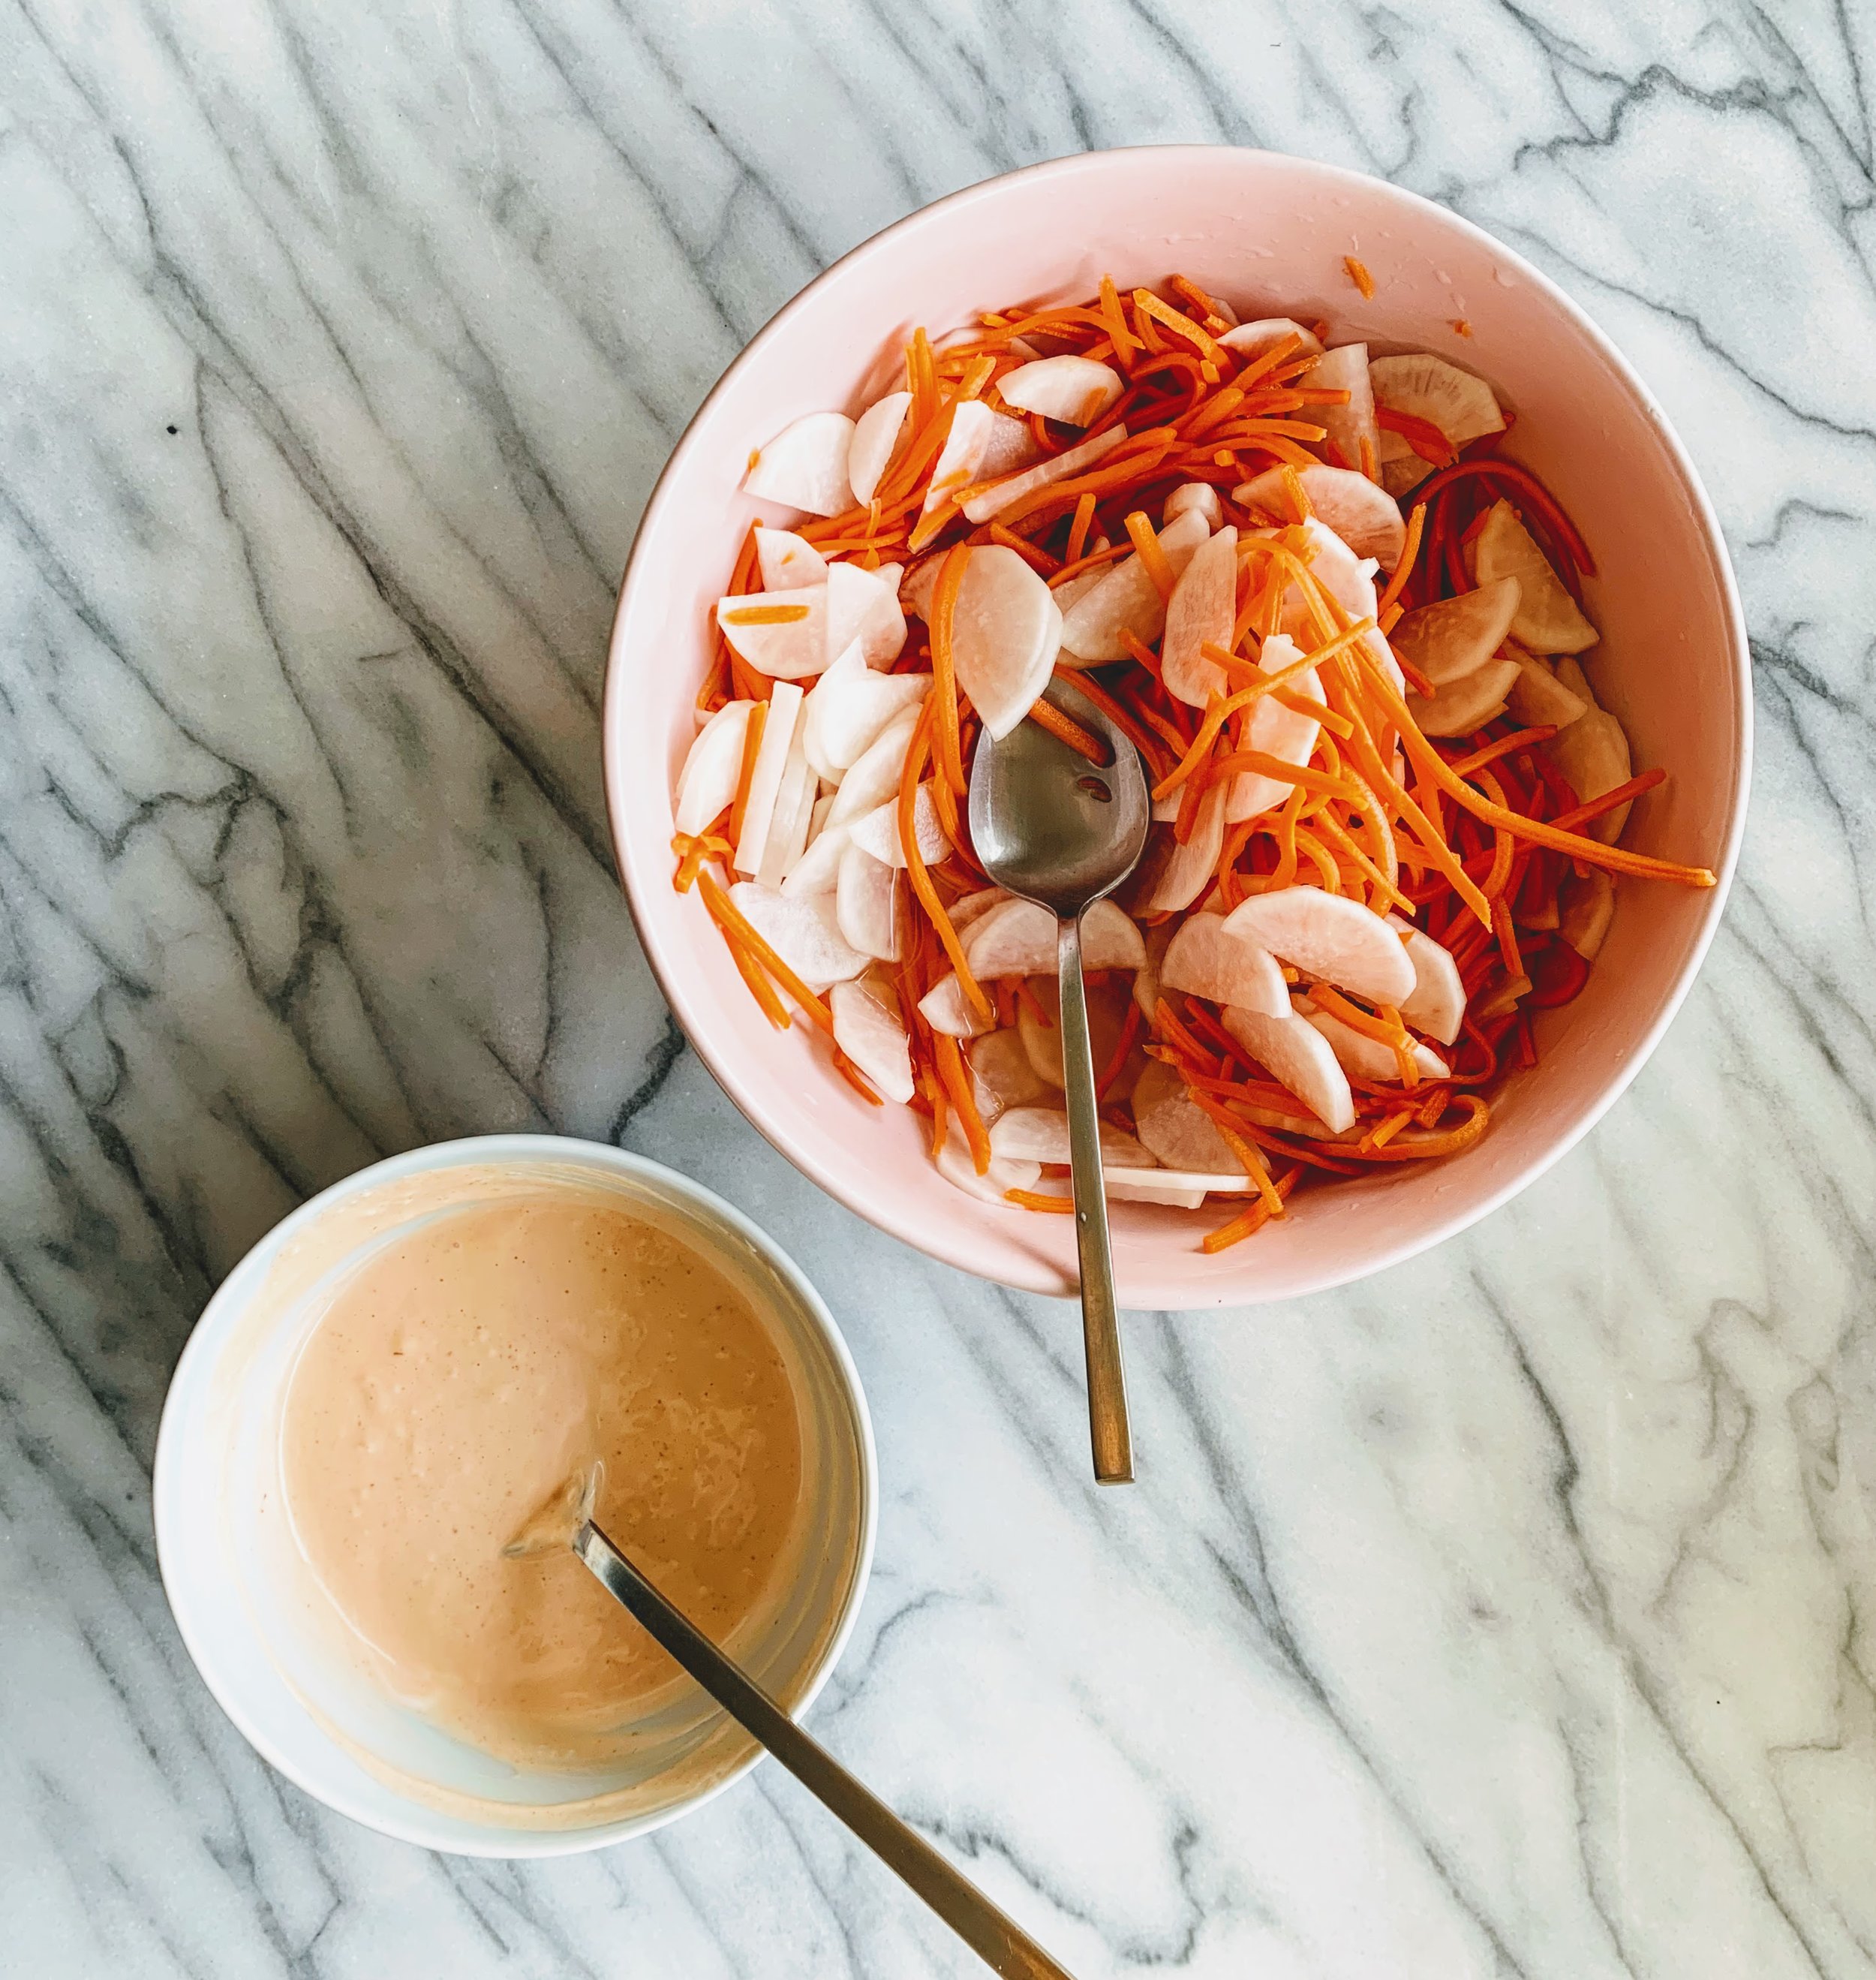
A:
<box><xmin>603</xmin><ymin>146</ymin><xmax>1749</xmax><ymax>1307</ymax></box>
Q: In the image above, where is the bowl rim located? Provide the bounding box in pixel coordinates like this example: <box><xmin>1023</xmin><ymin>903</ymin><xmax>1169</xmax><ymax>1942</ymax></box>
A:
<box><xmin>603</xmin><ymin>143</ymin><xmax>1752</xmax><ymax>1305</ymax></box>
<box><xmin>152</xmin><ymin>1133</ymin><xmax>879</xmax><ymax>1858</ymax></box>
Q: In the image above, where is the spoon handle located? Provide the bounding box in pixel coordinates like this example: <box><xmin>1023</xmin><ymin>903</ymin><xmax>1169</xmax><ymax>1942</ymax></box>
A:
<box><xmin>1057</xmin><ymin>915</ymin><xmax>1134</xmax><ymax>1485</ymax></box>
<box><xmin>576</xmin><ymin>1521</ymin><xmax>1077</xmax><ymax>1980</ymax></box>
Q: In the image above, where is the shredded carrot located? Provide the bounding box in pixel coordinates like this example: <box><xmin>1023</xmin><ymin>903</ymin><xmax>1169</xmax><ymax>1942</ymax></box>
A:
<box><xmin>900</xmin><ymin>700</ymin><xmax>994</xmax><ymax>1019</ymax></box>
<box><xmin>1344</xmin><ymin>255</ymin><xmax>1376</xmax><ymax>300</ymax></box>
<box><xmin>698</xmin><ymin>873</ymin><xmax>833</xmax><ymax>1033</ymax></box>
<box><xmin>722</xmin><ymin>602</ymin><xmax>810</xmax><ymax>627</ymax></box>
<box><xmin>1453</xmin><ymin>319</ymin><xmax>1473</xmax><ymax>338</ymax></box>
<box><xmin>1006</xmin><ymin>1187</ymin><xmax>1075</xmax><ymax>1213</ymax></box>
<box><xmin>834</xmin><ymin>1051</ymin><xmax>885</xmax><ymax>1105</ymax></box>
<box><xmin>927</xmin><ymin>543</ymin><xmax>971</xmax><ymax>796</ymax></box>
<box><xmin>726</xmin><ymin>700</ymin><xmax>768</xmax><ymax>848</ymax></box>
<box><xmin>1376</xmin><ymin>503</ymin><xmax>1427</xmax><ymax>617</ymax></box>
<box><xmin>1026</xmin><ymin>696</ymin><xmax>1108</xmax><ymax>763</ymax></box>
<box><xmin>1097</xmin><ymin>1000</ymin><xmax>1144</xmax><ymax>1099</ymax></box>
<box><xmin>934</xmin><ymin>1033</ymin><xmax>991</xmax><ymax>1173</ymax></box>
<box><xmin>1123</xmin><ymin>510</ymin><xmax>1177</xmax><ymax>600</ymax></box>
<box><xmin>1066</xmin><ymin>492</ymin><xmax>1098</xmax><ymax>566</ymax></box>
<box><xmin>1375</xmin><ymin>407</ymin><xmax>1456</xmax><ymax>468</ymax></box>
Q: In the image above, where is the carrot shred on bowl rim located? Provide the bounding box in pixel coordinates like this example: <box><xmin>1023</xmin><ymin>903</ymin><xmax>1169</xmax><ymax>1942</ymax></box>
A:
<box><xmin>672</xmin><ymin>273</ymin><xmax>1719</xmax><ymax>1251</ymax></box>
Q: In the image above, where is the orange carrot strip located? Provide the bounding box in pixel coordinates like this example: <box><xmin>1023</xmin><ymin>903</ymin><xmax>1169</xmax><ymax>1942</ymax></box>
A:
<box><xmin>1124</xmin><ymin>510</ymin><xmax>1177</xmax><ymax>600</ymax></box>
<box><xmin>901</xmin><ymin>701</ymin><xmax>994</xmax><ymax>1018</ymax></box>
<box><xmin>721</xmin><ymin>602</ymin><xmax>810</xmax><ymax>626</ymax></box>
<box><xmin>723</xmin><ymin>928</ymin><xmax>791</xmax><ymax>1029</ymax></box>
<box><xmin>1376</xmin><ymin>503</ymin><xmax>1427</xmax><ymax>617</ymax></box>
<box><xmin>1375</xmin><ymin>406</ymin><xmax>1456</xmax><ymax>468</ymax></box>
<box><xmin>927</xmin><ymin>543</ymin><xmax>971</xmax><ymax>796</ymax></box>
<box><xmin>1027</xmin><ymin>697</ymin><xmax>1107</xmax><ymax>763</ymax></box>
<box><xmin>726</xmin><ymin>700</ymin><xmax>768</xmax><ymax>847</ymax></box>
<box><xmin>1547</xmin><ymin>767</ymin><xmax>1667</xmax><ymax>835</ymax></box>
<box><xmin>1099</xmin><ymin>275</ymin><xmax>1138</xmax><ymax>370</ymax></box>
<box><xmin>1057</xmin><ymin>668</ymin><xmax>1171</xmax><ymax>781</ymax></box>
<box><xmin>1446</xmin><ymin>727</ymin><xmax>1559</xmax><ymax>778</ymax></box>
<box><xmin>1345</xmin><ymin>255</ymin><xmax>1376</xmax><ymax>299</ymax></box>
<box><xmin>1097</xmin><ymin>1001</ymin><xmax>1144</xmax><ymax>1099</ymax></box>
<box><xmin>934</xmin><ymin>1034</ymin><xmax>991</xmax><ymax>1173</ymax></box>
<box><xmin>1132</xmin><ymin>287</ymin><xmax>1227</xmax><ymax>363</ymax></box>
<box><xmin>1006</xmin><ymin>1187</ymin><xmax>1075</xmax><ymax>1213</ymax></box>
<box><xmin>834</xmin><ymin>1052</ymin><xmax>885</xmax><ymax>1105</ymax></box>
<box><xmin>698</xmin><ymin>873</ymin><xmax>834</xmax><ymax>1033</ymax></box>
<box><xmin>1066</xmin><ymin>492</ymin><xmax>1098</xmax><ymax>565</ymax></box>
<box><xmin>1189</xmin><ymin>1096</ymin><xmax>1285</xmax><ymax>1214</ymax></box>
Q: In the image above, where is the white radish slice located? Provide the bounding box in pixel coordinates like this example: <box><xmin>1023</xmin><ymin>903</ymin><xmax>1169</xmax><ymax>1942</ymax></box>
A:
<box><xmin>997</xmin><ymin>355</ymin><xmax>1125</xmax><ymax>427</ymax></box>
<box><xmin>726</xmin><ymin>881</ymin><xmax>866</xmax><ymax>991</ymax></box>
<box><xmin>988</xmin><ymin>1107</ymin><xmax>1155</xmax><ymax>1168</ymax></box>
<box><xmin>1160</xmin><ymin>912</ymin><xmax>1288</xmax><ymax>1016</ymax></box>
<box><xmin>1407</xmin><ymin>657</ymin><xmax>1520</xmax><ymax>739</ymax></box>
<box><xmin>981</xmin><ymin>410</ymin><xmax>1041</xmax><ymax>480</ymax></box>
<box><xmin>830</xmin><ymin>980</ymin><xmax>914</xmax><ymax>1103</ymax></box>
<box><xmin>1225</xmin><ymin>633</ymin><xmax>1323</xmax><ymax>823</ymax></box>
<box><xmin>1390</xmin><ymin>578</ymin><xmax>1522</xmax><ymax>688</ymax></box>
<box><xmin>1222</xmin><ymin>1004</ymin><xmax>1356</xmax><ymax>1135</ymax></box>
<box><xmin>846</xmin><ymin>391</ymin><xmax>912</xmax><ymax>506</ymax></box>
<box><xmin>847</xmin><ymin>783</ymin><xmax>947</xmax><ymax>869</ymax></box>
<box><xmin>874</xmin><ymin>561</ymin><xmax>903</xmax><ymax>597</ymax></box>
<box><xmin>801</xmin><ymin>644</ymin><xmax>928</xmax><ymax>780</ymax></box>
<box><xmin>1282</xmin><ymin>518</ymin><xmax>1405</xmax><ymax>694</ymax></box>
<box><xmin>1105</xmin><ymin>1168</ymin><xmax>1256</xmax><ymax>1208</ymax></box>
<box><xmin>754</xmin><ymin>527</ymin><xmax>828</xmax><ymax>591</ymax></box>
<box><xmin>1472</xmin><ymin>501</ymin><xmax>1597</xmax><ymax>654</ymax></box>
<box><xmin>1222</xmin><ymin>886</ymin><xmax>1416</xmax><ymax>1006</ymax></box>
<box><xmin>780</xmin><ymin>820</ymin><xmax>849</xmax><ymax>899</ymax></box>
<box><xmin>1220</xmin><ymin>317</ymin><xmax>1323</xmax><ymax>361</ymax></box>
<box><xmin>1237</xmin><ymin>465</ymin><xmax>1405</xmax><ymax>567</ymax></box>
<box><xmin>1059</xmin><ymin>507</ymin><xmax>1210</xmax><ymax>663</ymax></box>
<box><xmin>1384</xmin><ymin>915</ymin><xmax>1466</xmax><ymax>1046</ymax></box>
<box><xmin>1144</xmin><ymin>778</ymin><xmax>1226</xmax><ymax>914</ymax></box>
<box><xmin>969</xmin><ymin>1028</ymin><xmax>1048</xmax><ymax>1109</ymax></box>
<box><xmin>1381</xmin><ymin>455</ymin><xmax>1433</xmax><ymax>499</ymax></box>
<box><xmin>1164</xmin><ymin>482</ymin><xmax>1224</xmax><ymax>530</ymax></box>
<box><xmin>1547</xmin><ymin>708</ymin><xmax>1633</xmax><ymax>844</ymax></box>
<box><xmin>1369</xmin><ymin>354</ymin><xmax>1503</xmax><ymax>477</ymax></box>
<box><xmin>744</xmin><ymin>411</ymin><xmax>856</xmax><ymax>516</ymax></box>
<box><xmin>1018</xmin><ymin>975</ymin><xmax>1132</xmax><ymax>1088</ymax></box>
<box><xmin>919</xmin><ymin>972</ymin><xmax>994</xmax><ymax>1039</ymax></box>
<box><xmin>1553</xmin><ymin>655</ymin><xmax>1595</xmax><ymax>706</ymax></box>
<box><xmin>825</xmin><ymin>706</ymin><xmax>921</xmax><ymax>827</ymax></box>
<box><xmin>835</xmin><ymin>843</ymin><xmax>900</xmax><ymax>961</ymax></box>
<box><xmin>1160</xmin><ymin>525</ymin><xmax>1239</xmax><ymax>708</ymax></box>
<box><xmin>900</xmin><ymin>555</ymin><xmax>942</xmax><ymax>622</ymax></box>
<box><xmin>922</xmin><ymin>400</ymin><xmax>997</xmax><ymax>516</ymax></box>
<box><xmin>961</xmin><ymin>425</ymin><xmax>1129</xmax><ymax>525</ymax></box>
<box><xmin>1301</xmin><ymin>1001</ymin><xmax>1448</xmax><ymax>1083</ymax></box>
<box><xmin>1505</xmin><ymin>651</ymin><xmax>1589</xmax><ymax>729</ymax></box>
<box><xmin>949</xmin><ymin>546</ymin><xmax>1063</xmax><ymax>739</ymax></box>
<box><xmin>717</xmin><ymin>588</ymin><xmax>828</xmax><ymax>681</ymax></box>
<box><xmin>825</xmin><ymin>560</ymin><xmax>907</xmax><ymax>671</ymax></box>
<box><xmin>1131</xmin><ymin>1059</ymin><xmax>1239</xmax><ymax>1171</ymax></box>
<box><xmin>949</xmin><ymin>885</ymin><xmax>1009</xmax><ymax>930</ymax></box>
<box><xmin>674</xmin><ymin>700</ymin><xmax>753</xmax><ymax>835</ymax></box>
<box><xmin>936</xmin><ymin>1118</ymin><xmax>1039</xmax><ymax>1205</ymax></box>
<box><xmin>757</xmin><ymin>727</ymin><xmax>816</xmax><ymax>889</ymax></box>
<box><xmin>1049</xmin><ymin>567</ymin><xmax>1113</xmax><ymax>666</ymax></box>
<box><xmin>1560</xmin><ymin>868</ymin><xmax>1616</xmax><ymax>959</ymax></box>
<box><xmin>1310</xmin><ymin>345</ymin><xmax>1381</xmax><ymax>481</ymax></box>
<box><xmin>962</xmin><ymin>897</ymin><xmax>1144</xmax><ymax>978</ymax></box>
<box><xmin>732</xmin><ymin>682</ymin><xmax>803</xmax><ymax>874</ymax></box>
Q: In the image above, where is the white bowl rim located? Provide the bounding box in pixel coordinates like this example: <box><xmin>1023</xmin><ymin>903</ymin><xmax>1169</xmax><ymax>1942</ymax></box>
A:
<box><xmin>603</xmin><ymin>143</ymin><xmax>1753</xmax><ymax>1305</ymax></box>
<box><xmin>152</xmin><ymin>1132</ymin><xmax>879</xmax><ymax>1857</ymax></box>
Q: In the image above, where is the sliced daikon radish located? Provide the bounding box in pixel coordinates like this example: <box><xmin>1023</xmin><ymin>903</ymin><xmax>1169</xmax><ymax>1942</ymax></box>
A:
<box><xmin>988</xmin><ymin>1107</ymin><xmax>1156</xmax><ymax>1167</ymax></box>
<box><xmin>780</xmin><ymin>820</ymin><xmax>849</xmax><ymax>900</ymax></box>
<box><xmin>900</xmin><ymin>555</ymin><xmax>942</xmax><ymax>622</ymax></box>
<box><xmin>835</xmin><ymin>843</ymin><xmax>900</xmax><ymax>961</ymax></box>
<box><xmin>732</xmin><ymin>682</ymin><xmax>803</xmax><ymax>874</ymax></box>
<box><xmin>675</xmin><ymin>699</ymin><xmax>753</xmax><ymax>835</ymax></box>
<box><xmin>757</xmin><ymin>728</ymin><xmax>816</xmax><ymax>888</ymax></box>
<box><xmin>1222</xmin><ymin>1004</ymin><xmax>1356</xmax><ymax>1134</ymax></box>
<box><xmin>727</xmin><ymin>881</ymin><xmax>866</xmax><ymax>990</ymax></box>
<box><xmin>982</xmin><ymin>411</ymin><xmax>1040</xmax><ymax>480</ymax></box>
<box><xmin>1505</xmin><ymin>651</ymin><xmax>1589</xmax><ymax>728</ymax></box>
<box><xmin>1019</xmin><ymin>974</ymin><xmax>1131</xmax><ymax>1088</ymax></box>
<box><xmin>949</xmin><ymin>546</ymin><xmax>1063</xmax><ymax>739</ymax></box>
<box><xmin>1300</xmin><ymin>1001</ymin><xmax>1448</xmax><ymax>1083</ymax></box>
<box><xmin>1560</xmin><ymin>868</ymin><xmax>1616</xmax><ymax>959</ymax></box>
<box><xmin>922</xmin><ymin>399</ymin><xmax>997</xmax><ymax>516</ymax></box>
<box><xmin>1384</xmin><ymin>914</ymin><xmax>1466</xmax><ymax>1046</ymax></box>
<box><xmin>935</xmin><ymin>1118</ymin><xmax>1039</xmax><ymax>1204</ymax></box>
<box><xmin>754</xmin><ymin>526</ymin><xmax>828</xmax><ymax>591</ymax></box>
<box><xmin>1312</xmin><ymin>345</ymin><xmax>1381</xmax><ymax>480</ymax></box>
<box><xmin>825</xmin><ymin>705</ymin><xmax>921</xmax><ymax>827</ymax></box>
<box><xmin>949</xmin><ymin>886</ymin><xmax>1009</xmax><ymax>930</ymax></box>
<box><xmin>961</xmin><ymin>425</ymin><xmax>1129</xmax><ymax>525</ymax></box>
<box><xmin>1161</xmin><ymin>525</ymin><xmax>1240</xmax><ymax>708</ymax></box>
<box><xmin>1160</xmin><ymin>912</ymin><xmax>1288</xmax><ymax>1016</ymax></box>
<box><xmin>997</xmin><ymin>354</ymin><xmax>1125</xmax><ymax>426</ymax></box>
<box><xmin>1381</xmin><ymin>455</ymin><xmax>1433</xmax><ymax>498</ymax></box>
<box><xmin>874</xmin><ymin>561</ymin><xmax>904</xmax><ymax>597</ymax></box>
<box><xmin>1060</xmin><ymin>507</ymin><xmax>1211</xmax><ymax>663</ymax></box>
<box><xmin>969</xmin><ymin>1028</ymin><xmax>1047</xmax><ymax>1110</ymax></box>
<box><xmin>1049</xmin><ymin>567</ymin><xmax>1115</xmax><ymax>667</ymax></box>
<box><xmin>716</xmin><ymin>588</ymin><xmax>827</xmax><ymax>680</ymax></box>
<box><xmin>1472</xmin><ymin>501</ymin><xmax>1597</xmax><ymax>654</ymax></box>
<box><xmin>801</xmin><ymin>642</ymin><xmax>928</xmax><ymax>779</ymax></box>
<box><xmin>1237</xmin><ymin>465</ymin><xmax>1405</xmax><ymax>567</ymax></box>
<box><xmin>1108</xmin><ymin>1168</ymin><xmax>1255</xmax><ymax>1208</ymax></box>
<box><xmin>1223</xmin><ymin>886</ymin><xmax>1415</xmax><ymax>1005</ymax></box>
<box><xmin>963</xmin><ymin>897</ymin><xmax>1145</xmax><ymax>978</ymax></box>
<box><xmin>1282</xmin><ymin>518</ymin><xmax>1404</xmax><ymax>693</ymax></box>
<box><xmin>1132</xmin><ymin>1058</ymin><xmax>1240</xmax><ymax>1172</ymax></box>
<box><xmin>1164</xmin><ymin>482</ymin><xmax>1224</xmax><ymax>530</ymax></box>
<box><xmin>1547</xmin><ymin>707</ymin><xmax>1633</xmax><ymax>843</ymax></box>
<box><xmin>1390</xmin><ymin>578</ymin><xmax>1522</xmax><ymax>688</ymax></box>
<box><xmin>830</xmin><ymin>980</ymin><xmax>913</xmax><ymax>1103</ymax></box>
<box><xmin>1144</xmin><ymin>778</ymin><xmax>1227</xmax><ymax>913</ymax></box>
<box><xmin>1220</xmin><ymin>317</ymin><xmax>1323</xmax><ymax>360</ymax></box>
<box><xmin>847</xmin><ymin>783</ymin><xmax>947</xmax><ymax>868</ymax></box>
<box><xmin>825</xmin><ymin>560</ymin><xmax>907</xmax><ymax>671</ymax></box>
<box><xmin>1369</xmin><ymin>354</ymin><xmax>1504</xmax><ymax>470</ymax></box>
<box><xmin>1225</xmin><ymin>633</ymin><xmax>1322</xmax><ymax>823</ymax></box>
<box><xmin>744</xmin><ymin>411</ymin><xmax>856</xmax><ymax>516</ymax></box>
<box><xmin>846</xmin><ymin>391</ymin><xmax>912</xmax><ymax>506</ymax></box>
<box><xmin>1407</xmin><ymin>657</ymin><xmax>1520</xmax><ymax>738</ymax></box>
<box><xmin>919</xmin><ymin>972</ymin><xmax>994</xmax><ymax>1039</ymax></box>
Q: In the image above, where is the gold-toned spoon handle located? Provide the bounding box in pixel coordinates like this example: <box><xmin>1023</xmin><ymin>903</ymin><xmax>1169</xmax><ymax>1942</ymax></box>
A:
<box><xmin>576</xmin><ymin>1521</ymin><xmax>1078</xmax><ymax>1980</ymax></box>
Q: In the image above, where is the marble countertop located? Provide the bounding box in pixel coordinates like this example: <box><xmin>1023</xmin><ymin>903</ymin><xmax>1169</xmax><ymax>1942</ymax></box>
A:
<box><xmin>3</xmin><ymin>2</ymin><xmax>1873</xmax><ymax>1975</ymax></box>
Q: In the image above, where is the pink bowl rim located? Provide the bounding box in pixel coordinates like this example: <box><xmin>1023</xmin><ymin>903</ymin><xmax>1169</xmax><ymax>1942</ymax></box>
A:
<box><xmin>603</xmin><ymin>143</ymin><xmax>1752</xmax><ymax>1306</ymax></box>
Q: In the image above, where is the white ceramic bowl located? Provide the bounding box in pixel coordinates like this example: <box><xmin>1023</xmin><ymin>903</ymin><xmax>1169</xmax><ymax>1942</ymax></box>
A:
<box><xmin>604</xmin><ymin>146</ymin><xmax>1751</xmax><ymax>1306</ymax></box>
<box><xmin>154</xmin><ymin>1136</ymin><xmax>876</xmax><ymax>1856</ymax></box>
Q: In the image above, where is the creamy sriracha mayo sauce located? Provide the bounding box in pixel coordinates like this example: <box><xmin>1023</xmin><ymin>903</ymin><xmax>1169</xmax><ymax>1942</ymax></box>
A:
<box><xmin>277</xmin><ymin>1190</ymin><xmax>803</xmax><ymax>1771</ymax></box>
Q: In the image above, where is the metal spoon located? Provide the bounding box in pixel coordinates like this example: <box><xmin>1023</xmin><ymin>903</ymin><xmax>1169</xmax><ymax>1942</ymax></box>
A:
<box><xmin>967</xmin><ymin>677</ymin><xmax>1151</xmax><ymax>1485</ymax></box>
<box><xmin>507</xmin><ymin>1472</ymin><xmax>1077</xmax><ymax>1980</ymax></box>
